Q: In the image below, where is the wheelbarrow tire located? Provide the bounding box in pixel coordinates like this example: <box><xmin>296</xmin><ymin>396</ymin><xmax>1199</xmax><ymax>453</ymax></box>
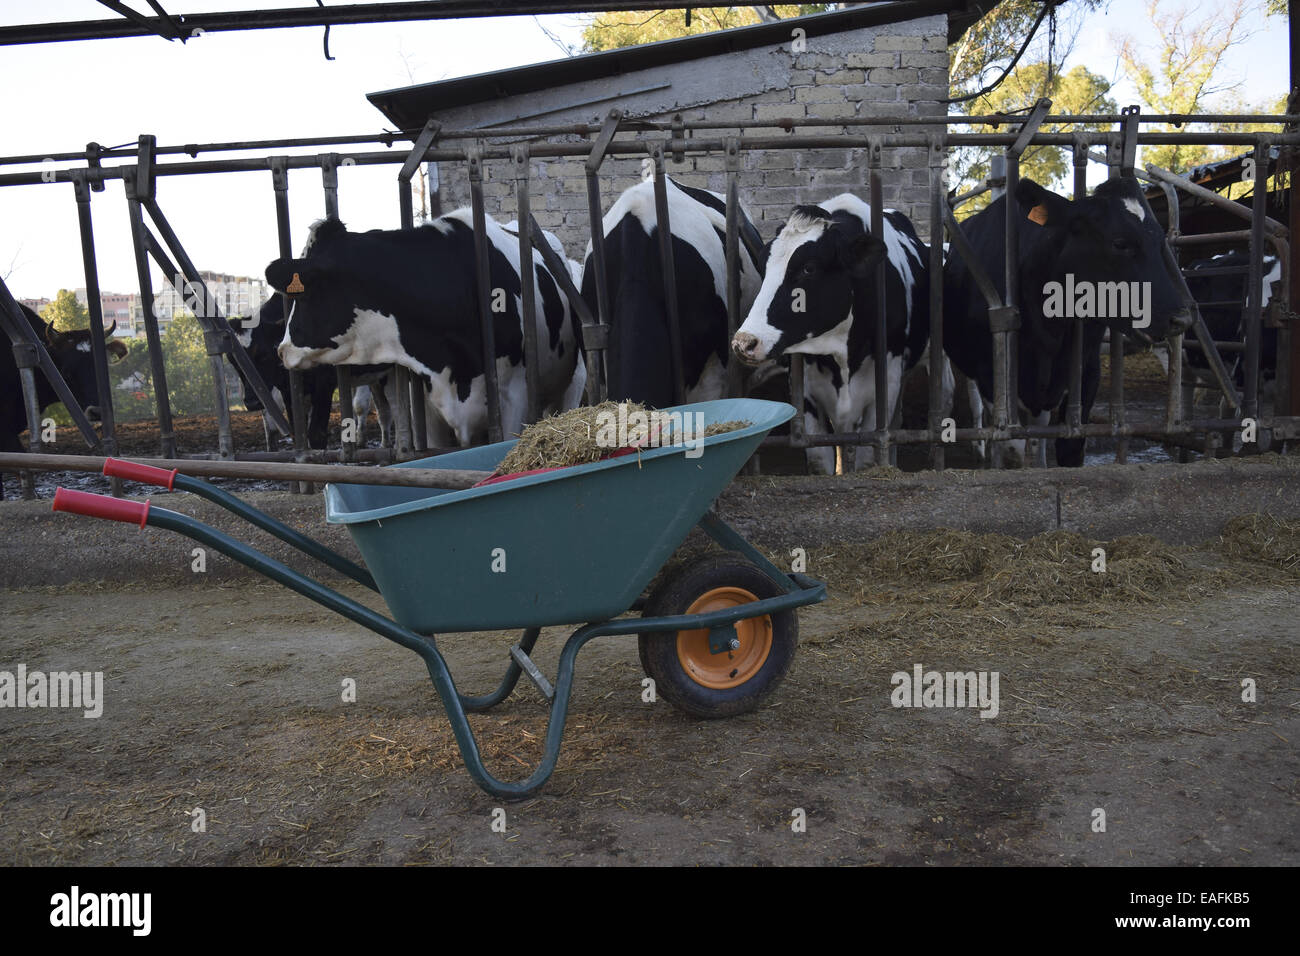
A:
<box><xmin>638</xmin><ymin>551</ymin><xmax>798</xmax><ymax>719</ymax></box>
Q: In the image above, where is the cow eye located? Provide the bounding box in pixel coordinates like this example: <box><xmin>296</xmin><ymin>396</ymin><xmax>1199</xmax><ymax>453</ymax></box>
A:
<box><xmin>801</xmin><ymin>261</ymin><xmax>817</xmax><ymax>276</ymax></box>
<box><xmin>1112</xmin><ymin>237</ymin><xmax>1136</xmax><ymax>255</ymax></box>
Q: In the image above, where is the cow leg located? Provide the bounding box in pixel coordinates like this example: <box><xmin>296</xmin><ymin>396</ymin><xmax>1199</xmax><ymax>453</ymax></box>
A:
<box><xmin>1056</xmin><ymin>351</ymin><xmax>1101</xmax><ymax>467</ymax></box>
<box><xmin>1027</xmin><ymin>409</ymin><xmax>1051</xmax><ymax>467</ymax></box>
<box><xmin>559</xmin><ymin>352</ymin><xmax>588</xmax><ymax>412</ymax></box>
<box><xmin>499</xmin><ymin>364</ymin><xmax>529</xmax><ymax>441</ymax></box>
<box><xmin>803</xmin><ymin>405</ymin><xmax>835</xmax><ymax>475</ymax></box>
<box><xmin>966</xmin><ymin>378</ymin><xmax>988</xmax><ymax>465</ymax></box>
<box><xmin>372</xmin><ymin>377</ymin><xmax>394</xmax><ymax>448</ymax></box>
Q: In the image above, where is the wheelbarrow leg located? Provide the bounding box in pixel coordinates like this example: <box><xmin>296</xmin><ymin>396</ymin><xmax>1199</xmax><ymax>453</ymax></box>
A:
<box><xmin>415</xmin><ymin>623</ymin><xmax>609</xmax><ymax>801</ymax></box>
<box><xmin>458</xmin><ymin>626</ymin><xmax>541</xmax><ymax>713</ymax></box>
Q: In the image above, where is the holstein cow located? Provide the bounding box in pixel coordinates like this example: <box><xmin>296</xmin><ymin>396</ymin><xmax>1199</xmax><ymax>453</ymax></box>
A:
<box><xmin>229</xmin><ymin>297</ymin><xmax>391</xmax><ymax>449</ymax></box>
<box><xmin>1181</xmin><ymin>251</ymin><xmax>1281</xmax><ymax>391</ymax></box>
<box><xmin>731</xmin><ymin>194</ymin><xmax>931</xmax><ymax>473</ymax></box>
<box><xmin>943</xmin><ymin>176</ymin><xmax>1191</xmax><ymax>467</ymax></box>
<box><xmin>582</xmin><ymin>178</ymin><xmax>764</xmax><ymax>407</ymax></box>
<box><xmin>1</xmin><ymin>306</ymin><xmax>126</xmax><ymax>497</ymax></box>
<box><xmin>269</xmin><ymin>212</ymin><xmax>584</xmax><ymax>447</ymax></box>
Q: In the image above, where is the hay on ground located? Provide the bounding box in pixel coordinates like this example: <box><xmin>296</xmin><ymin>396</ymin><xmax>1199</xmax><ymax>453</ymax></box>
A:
<box><xmin>1218</xmin><ymin>513</ymin><xmax>1300</xmax><ymax>577</ymax></box>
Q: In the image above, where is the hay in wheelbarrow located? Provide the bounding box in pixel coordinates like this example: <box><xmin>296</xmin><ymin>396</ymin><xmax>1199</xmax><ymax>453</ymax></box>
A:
<box><xmin>495</xmin><ymin>401</ymin><xmax>752</xmax><ymax>475</ymax></box>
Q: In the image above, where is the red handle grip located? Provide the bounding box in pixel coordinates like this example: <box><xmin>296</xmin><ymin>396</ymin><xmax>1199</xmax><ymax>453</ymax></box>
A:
<box><xmin>103</xmin><ymin>457</ymin><xmax>178</xmax><ymax>490</ymax></box>
<box><xmin>52</xmin><ymin>488</ymin><xmax>151</xmax><ymax>529</ymax></box>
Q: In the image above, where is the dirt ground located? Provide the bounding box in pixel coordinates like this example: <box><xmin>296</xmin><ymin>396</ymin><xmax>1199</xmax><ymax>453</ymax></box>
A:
<box><xmin>1</xmin><ymin>523</ymin><xmax>1296</xmax><ymax>866</ymax></box>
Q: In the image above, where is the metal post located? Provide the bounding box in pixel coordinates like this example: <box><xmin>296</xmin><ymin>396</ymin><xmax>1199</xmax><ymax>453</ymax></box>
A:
<box><xmin>1004</xmin><ymin>147</ymin><xmax>1023</xmax><ymax>463</ymax></box>
<box><xmin>392</xmin><ymin>366</ymin><xmax>413</xmax><ymax>458</ymax></box>
<box><xmin>70</xmin><ymin>169</ymin><xmax>122</xmax><ymax>496</ymax></box>
<box><xmin>203</xmin><ymin>328</ymin><xmax>235</xmax><ymax>459</ymax></box>
<box><xmin>467</xmin><ymin>143</ymin><xmax>503</xmax><ymax>443</ymax></box>
<box><xmin>928</xmin><ymin>134</ymin><xmax>945</xmax><ymax>470</ymax></box>
<box><xmin>583</xmin><ymin>110</ymin><xmax>621</xmax><ymax>403</ymax></box>
<box><xmin>514</xmin><ymin>144</ymin><xmax>541</xmax><ymax>425</ymax></box>
<box><xmin>1244</xmin><ymin>142</ymin><xmax>1269</xmax><ymax>424</ymax></box>
<box><xmin>1067</xmin><ymin>137</ymin><xmax>1088</xmax><ymax>450</ymax></box>
<box><xmin>397</xmin><ymin>120</ymin><xmax>440</xmax><ymax>452</ymax></box>
<box><xmin>271</xmin><ymin>157</ymin><xmax>311</xmax><ymax>492</ymax></box>
<box><xmin>724</xmin><ymin>137</ymin><xmax>744</xmax><ymax>400</ymax></box>
<box><xmin>868</xmin><ymin>139</ymin><xmax>889</xmax><ymax>467</ymax></box>
<box><xmin>649</xmin><ymin>142</ymin><xmax>686</xmax><ymax>406</ymax></box>
<box><xmin>125</xmin><ymin>135</ymin><xmax>175</xmax><ymax>459</ymax></box>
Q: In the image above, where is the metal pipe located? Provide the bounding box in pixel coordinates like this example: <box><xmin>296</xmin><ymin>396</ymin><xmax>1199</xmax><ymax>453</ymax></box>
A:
<box><xmin>1144</xmin><ymin>161</ymin><xmax>1289</xmax><ymax>238</ymax></box>
<box><xmin>466</xmin><ymin>144</ymin><xmax>503</xmax><ymax>443</ymax></box>
<box><xmin>724</xmin><ymin>137</ymin><xmax>743</xmax><ymax>400</ymax></box>
<box><xmin>70</xmin><ymin>170</ymin><xmax>122</xmax><ymax>495</ymax></box>
<box><xmin>513</xmin><ymin>144</ymin><xmax>541</xmax><ymax>424</ymax></box>
<box><xmin>868</xmin><ymin>141</ymin><xmax>889</xmax><ymax>466</ymax></box>
<box><xmin>123</xmin><ymin>164</ymin><xmax>175</xmax><ymax>458</ymax></box>
<box><xmin>650</xmin><ymin>143</ymin><xmax>686</xmax><ymax>406</ymax></box>
<box><xmin>1244</xmin><ymin>143</ymin><xmax>1269</xmax><ymax>421</ymax></box>
<box><xmin>927</xmin><ymin>136</ymin><xmax>946</xmax><ymax>470</ymax></box>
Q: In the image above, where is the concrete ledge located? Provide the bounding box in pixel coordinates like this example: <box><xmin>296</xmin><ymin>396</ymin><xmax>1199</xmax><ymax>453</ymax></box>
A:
<box><xmin>2</xmin><ymin>456</ymin><xmax>1297</xmax><ymax>589</ymax></box>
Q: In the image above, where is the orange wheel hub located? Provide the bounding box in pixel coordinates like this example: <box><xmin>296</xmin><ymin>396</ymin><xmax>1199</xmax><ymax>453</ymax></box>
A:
<box><xmin>675</xmin><ymin>586</ymin><xmax>773</xmax><ymax>689</ymax></box>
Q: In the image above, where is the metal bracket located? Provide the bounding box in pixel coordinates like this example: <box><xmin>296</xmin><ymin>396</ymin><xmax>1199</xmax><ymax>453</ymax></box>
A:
<box><xmin>466</xmin><ymin>144</ymin><xmax>483</xmax><ymax>184</ymax></box>
<box><xmin>586</xmin><ymin>109</ymin><xmax>622</xmax><ymax>173</ymax></box>
<box><xmin>708</xmin><ymin>624</ymin><xmax>741</xmax><ymax>655</ymax></box>
<box><xmin>85</xmin><ymin>142</ymin><xmax>106</xmax><ymax>192</ymax></box>
<box><xmin>135</xmin><ymin>134</ymin><xmax>156</xmax><ymax>202</ymax></box>
<box><xmin>671</xmin><ymin>112</ymin><xmax>686</xmax><ymax>164</ymax></box>
<box><xmin>988</xmin><ymin>305</ymin><xmax>1020</xmax><ymax>333</ymax></box>
<box><xmin>509</xmin><ymin>644</ymin><xmax>554</xmax><ymax>701</ymax></box>
<box><xmin>1120</xmin><ymin>104</ymin><xmax>1141</xmax><ymax>178</ymax></box>
<box><xmin>1010</xmin><ymin>98</ymin><xmax>1052</xmax><ymax>159</ymax></box>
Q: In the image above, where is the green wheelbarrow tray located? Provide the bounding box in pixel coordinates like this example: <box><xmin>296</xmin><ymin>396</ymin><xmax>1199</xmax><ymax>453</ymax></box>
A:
<box><xmin>51</xmin><ymin>399</ymin><xmax>827</xmax><ymax>800</ymax></box>
<box><xmin>326</xmin><ymin>397</ymin><xmax>797</xmax><ymax>631</ymax></box>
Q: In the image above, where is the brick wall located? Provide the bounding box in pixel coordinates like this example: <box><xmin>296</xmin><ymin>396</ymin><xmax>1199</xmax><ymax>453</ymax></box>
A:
<box><xmin>432</xmin><ymin>23</ymin><xmax>947</xmax><ymax>259</ymax></box>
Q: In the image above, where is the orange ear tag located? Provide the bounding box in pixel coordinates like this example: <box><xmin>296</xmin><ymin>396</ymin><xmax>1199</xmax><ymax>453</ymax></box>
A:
<box><xmin>287</xmin><ymin>272</ymin><xmax>305</xmax><ymax>293</ymax></box>
<box><xmin>1027</xmin><ymin>204</ymin><xmax>1048</xmax><ymax>226</ymax></box>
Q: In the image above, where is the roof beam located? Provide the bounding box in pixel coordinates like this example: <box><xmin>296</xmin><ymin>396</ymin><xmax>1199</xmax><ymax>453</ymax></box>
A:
<box><xmin>4</xmin><ymin>2</ymin><xmax>758</xmax><ymax>46</ymax></box>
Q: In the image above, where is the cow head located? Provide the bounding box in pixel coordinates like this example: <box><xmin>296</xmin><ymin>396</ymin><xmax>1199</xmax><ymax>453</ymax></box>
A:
<box><xmin>228</xmin><ymin>297</ymin><xmax>286</xmax><ymax>411</ymax></box>
<box><xmin>267</xmin><ymin>218</ymin><xmax>396</xmax><ymax>371</ymax></box>
<box><xmin>39</xmin><ymin>317</ymin><xmax>126</xmax><ymax>420</ymax></box>
<box><xmin>731</xmin><ymin>205</ymin><xmax>887</xmax><ymax>365</ymax></box>
<box><xmin>1017</xmin><ymin>176</ymin><xmax>1191</xmax><ymax>343</ymax></box>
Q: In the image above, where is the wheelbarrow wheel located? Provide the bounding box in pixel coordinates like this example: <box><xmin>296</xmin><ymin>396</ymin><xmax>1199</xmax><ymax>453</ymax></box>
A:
<box><xmin>638</xmin><ymin>551</ymin><xmax>798</xmax><ymax>719</ymax></box>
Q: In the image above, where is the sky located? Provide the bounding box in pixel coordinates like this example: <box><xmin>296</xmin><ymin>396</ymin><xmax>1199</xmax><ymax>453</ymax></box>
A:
<box><xmin>0</xmin><ymin>0</ymin><xmax>1290</xmax><ymax>301</ymax></box>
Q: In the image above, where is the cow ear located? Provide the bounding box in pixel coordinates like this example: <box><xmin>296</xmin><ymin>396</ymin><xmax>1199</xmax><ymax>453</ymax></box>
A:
<box><xmin>845</xmin><ymin>233</ymin><xmax>888</xmax><ymax>278</ymax></box>
<box><xmin>1014</xmin><ymin>178</ymin><xmax>1070</xmax><ymax>227</ymax></box>
<box><xmin>43</xmin><ymin>321</ymin><xmax>66</xmax><ymax>347</ymax></box>
<box><xmin>266</xmin><ymin>258</ymin><xmax>315</xmax><ymax>295</ymax></box>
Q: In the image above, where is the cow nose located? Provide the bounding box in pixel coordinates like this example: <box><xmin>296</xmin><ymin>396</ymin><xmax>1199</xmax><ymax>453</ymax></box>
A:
<box><xmin>277</xmin><ymin>343</ymin><xmax>299</xmax><ymax>368</ymax></box>
<box><xmin>1170</xmin><ymin>309</ymin><xmax>1193</xmax><ymax>334</ymax></box>
<box><xmin>731</xmin><ymin>332</ymin><xmax>764</xmax><ymax>365</ymax></box>
<box><xmin>84</xmin><ymin>406</ymin><xmax>101</xmax><ymax>422</ymax></box>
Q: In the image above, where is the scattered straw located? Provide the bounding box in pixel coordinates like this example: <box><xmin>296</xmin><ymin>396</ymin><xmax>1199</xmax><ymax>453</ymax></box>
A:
<box><xmin>1218</xmin><ymin>514</ymin><xmax>1300</xmax><ymax>577</ymax></box>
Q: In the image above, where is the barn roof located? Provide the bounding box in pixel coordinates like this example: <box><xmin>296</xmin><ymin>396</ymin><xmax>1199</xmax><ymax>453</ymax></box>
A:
<box><xmin>368</xmin><ymin>0</ymin><xmax>977</xmax><ymax>134</ymax></box>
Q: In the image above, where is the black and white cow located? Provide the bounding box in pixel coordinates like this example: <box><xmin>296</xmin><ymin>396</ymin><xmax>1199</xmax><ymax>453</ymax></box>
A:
<box><xmin>229</xmin><ymin>297</ymin><xmax>390</xmax><ymax>450</ymax></box>
<box><xmin>1</xmin><ymin>305</ymin><xmax>126</xmax><ymax>497</ymax></box>
<box><xmin>268</xmin><ymin>211</ymin><xmax>585</xmax><ymax>447</ymax></box>
<box><xmin>1181</xmin><ymin>251</ymin><xmax>1281</xmax><ymax>390</ymax></box>
<box><xmin>944</xmin><ymin>176</ymin><xmax>1192</xmax><ymax>467</ymax></box>
<box><xmin>582</xmin><ymin>178</ymin><xmax>764</xmax><ymax>407</ymax></box>
<box><xmin>731</xmin><ymin>194</ymin><xmax>931</xmax><ymax>473</ymax></box>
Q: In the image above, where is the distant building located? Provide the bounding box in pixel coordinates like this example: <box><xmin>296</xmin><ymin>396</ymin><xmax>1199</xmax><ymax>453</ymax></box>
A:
<box><xmin>152</xmin><ymin>270</ymin><xmax>271</xmax><ymax>331</ymax></box>
<box><xmin>72</xmin><ymin>288</ymin><xmax>141</xmax><ymax>336</ymax></box>
<box><xmin>18</xmin><ymin>297</ymin><xmax>50</xmax><ymax>314</ymax></box>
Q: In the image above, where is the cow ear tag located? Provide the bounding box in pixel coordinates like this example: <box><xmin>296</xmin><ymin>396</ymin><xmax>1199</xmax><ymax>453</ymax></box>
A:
<box><xmin>1027</xmin><ymin>204</ymin><xmax>1049</xmax><ymax>226</ymax></box>
<box><xmin>287</xmin><ymin>272</ymin><xmax>305</xmax><ymax>294</ymax></box>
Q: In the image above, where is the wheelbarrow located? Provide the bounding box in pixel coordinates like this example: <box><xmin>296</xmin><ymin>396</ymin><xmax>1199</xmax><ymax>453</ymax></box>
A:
<box><xmin>50</xmin><ymin>398</ymin><xmax>826</xmax><ymax>799</ymax></box>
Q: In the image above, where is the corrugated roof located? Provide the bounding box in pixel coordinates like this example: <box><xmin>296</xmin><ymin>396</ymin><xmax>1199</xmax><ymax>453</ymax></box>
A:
<box><xmin>368</xmin><ymin>0</ymin><xmax>977</xmax><ymax>133</ymax></box>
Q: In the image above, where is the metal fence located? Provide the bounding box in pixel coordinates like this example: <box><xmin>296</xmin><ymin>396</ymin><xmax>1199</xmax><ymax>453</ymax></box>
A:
<box><xmin>3</xmin><ymin>102</ymin><xmax>1298</xmax><ymax>497</ymax></box>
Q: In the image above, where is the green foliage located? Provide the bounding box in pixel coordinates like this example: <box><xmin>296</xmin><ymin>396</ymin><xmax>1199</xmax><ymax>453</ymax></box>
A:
<box><xmin>38</xmin><ymin>289</ymin><xmax>90</xmax><ymax>332</ymax></box>
<box><xmin>580</xmin><ymin>5</ymin><xmax>828</xmax><ymax>51</ymax></box>
<box><xmin>109</xmin><ymin>311</ymin><xmax>242</xmax><ymax>422</ymax></box>
<box><xmin>953</xmin><ymin>61</ymin><xmax>1117</xmax><ymax>216</ymax></box>
<box><xmin>949</xmin><ymin>0</ymin><xmax>1103</xmax><ymax>101</ymax></box>
<box><xmin>1117</xmin><ymin>0</ymin><xmax>1270</xmax><ymax>173</ymax></box>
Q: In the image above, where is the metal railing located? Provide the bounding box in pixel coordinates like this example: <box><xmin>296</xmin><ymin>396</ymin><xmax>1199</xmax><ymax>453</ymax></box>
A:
<box><xmin>3</xmin><ymin>104</ymin><xmax>1299</xmax><ymax>498</ymax></box>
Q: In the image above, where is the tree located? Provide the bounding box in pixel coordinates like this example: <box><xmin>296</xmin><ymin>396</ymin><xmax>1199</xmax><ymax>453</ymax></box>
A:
<box><xmin>580</xmin><ymin>5</ymin><xmax>827</xmax><ymax>51</ymax></box>
<box><xmin>1115</xmin><ymin>0</ymin><xmax>1263</xmax><ymax>173</ymax></box>
<box><xmin>39</xmin><ymin>289</ymin><xmax>90</xmax><ymax>332</ymax></box>
<box><xmin>949</xmin><ymin>0</ymin><xmax>1103</xmax><ymax>103</ymax></box>
<box><xmin>953</xmin><ymin>61</ymin><xmax>1117</xmax><ymax>216</ymax></box>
